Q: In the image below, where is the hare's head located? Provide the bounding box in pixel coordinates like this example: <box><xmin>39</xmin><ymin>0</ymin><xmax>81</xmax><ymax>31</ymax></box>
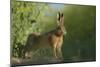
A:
<box><xmin>57</xmin><ymin>12</ymin><xmax>67</xmax><ymax>35</ymax></box>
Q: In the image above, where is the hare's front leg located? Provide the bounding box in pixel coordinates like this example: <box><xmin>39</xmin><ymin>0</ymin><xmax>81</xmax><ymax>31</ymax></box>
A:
<box><xmin>56</xmin><ymin>46</ymin><xmax>63</xmax><ymax>60</ymax></box>
<box><xmin>52</xmin><ymin>42</ymin><xmax>58</xmax><ymax>60</ymax></box>
<box><xmin>56</xmin><ymin>36</ymin><xmax>63</xmax><ymax>61</ymax></box>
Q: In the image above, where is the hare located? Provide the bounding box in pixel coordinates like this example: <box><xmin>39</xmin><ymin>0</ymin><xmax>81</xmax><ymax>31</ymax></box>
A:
<box><xmin>24</xmin><ymin>12</ymin><xmax>67</xmax><ymax>61</ymax></box>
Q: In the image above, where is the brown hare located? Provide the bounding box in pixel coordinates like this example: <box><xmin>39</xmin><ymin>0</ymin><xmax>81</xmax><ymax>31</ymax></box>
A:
<box><xmin>24</xmin><ymin>12</ymin><xmax>67</xmax><ymax>61</ymax></box>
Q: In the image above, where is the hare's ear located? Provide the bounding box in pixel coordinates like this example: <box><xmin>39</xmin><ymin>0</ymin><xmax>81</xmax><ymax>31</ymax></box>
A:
<box><xmin>58</xmin><ymin>12</ymin><xmax>64</xmax><ymax>25</ymax></box>
<box><xmin>57</xmin><ymin>12</ymin><xmax>60</xmax><ymax>24</ymax></box>
<box><xmin>61</xmin><ymin>13</ymin><xmax>64</xmax><ymax>17</ymax></box>
<box><xmin>57</xmin><ymin>12</ymin><xmax>61</xmax><ymax>20</ymax></box>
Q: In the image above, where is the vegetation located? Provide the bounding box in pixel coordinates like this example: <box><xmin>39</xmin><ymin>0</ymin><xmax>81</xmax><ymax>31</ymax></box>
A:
<box><xmin>11</xmin><ymin>0</ymin><xmax>96</xmax><ymax>63</ymax></box>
